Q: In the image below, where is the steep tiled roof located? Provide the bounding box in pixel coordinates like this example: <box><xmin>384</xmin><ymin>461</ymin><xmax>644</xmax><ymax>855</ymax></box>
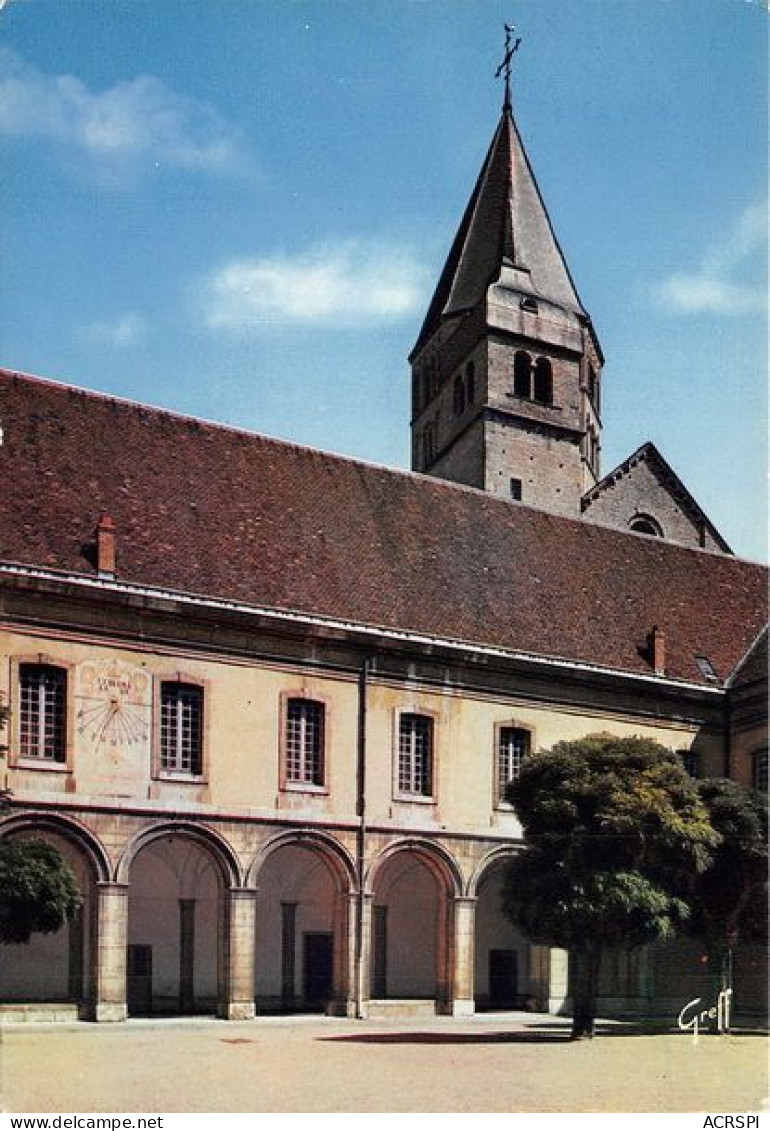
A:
<box><xmin>412</xmin><ymin>108</ymin><xmax>588</xmax><ymax>355</ymax></box>
<box><xmin>1</xmin><ymin>368</ymin><xmax>766</xmax><ymax>687</ymax></box>
<box><xmin>726</xmin><ymin>627</ymin><xmax>768</xmax><ymax>690</ymax></box>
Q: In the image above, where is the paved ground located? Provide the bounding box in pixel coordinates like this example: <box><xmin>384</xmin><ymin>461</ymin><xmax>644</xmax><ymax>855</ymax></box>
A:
<box><xmin>1</xmin><ymin>1013</ymin><xmax>767</xmax><ymax>1114</ymax></box>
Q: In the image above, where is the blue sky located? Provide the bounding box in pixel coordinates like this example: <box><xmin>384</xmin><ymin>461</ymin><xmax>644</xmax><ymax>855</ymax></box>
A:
<box><xmin>1</xmin><ymin>0</ymin><xmax>766</xmax><ymax>561</ymax></box>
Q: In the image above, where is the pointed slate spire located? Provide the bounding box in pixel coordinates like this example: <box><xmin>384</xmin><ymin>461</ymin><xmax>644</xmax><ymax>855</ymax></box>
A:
<box><xmin>412</xmin><ymin>102</ymin><xmax>588</xmax><ymax>356</ymax></box>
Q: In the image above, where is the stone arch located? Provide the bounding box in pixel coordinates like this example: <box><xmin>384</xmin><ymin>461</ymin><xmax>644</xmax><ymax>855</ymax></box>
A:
<box><xmin>121</xmin><ymin>823</ymin><xmax>239</xmax><ymax>1017</ymax></box>
<box><xmin>0</xmin><ymin>810</ymin><xmax>111</xmax><ymax>883</ymax></box>
<box><xmin>247</xmin><ymin>828</ymin><xmax>356</xmax><ymax>893</ymax></box>
<box><xmin>467</xmin><ymin>844</ymin><xmax>519</xmax><ymax>899</ymax></box>
<box><xmin>367</xmin><ymin>839</ymin><xmax>462</xmax><ymax>1007</ymax></box>
<box><xmin>629</xmin><ymin>513</ymin><xmax>664</xmax><ymax>538</ymax></box>
<box><xmin>471</xmin><ymin>848</ymin><xmax>548</xmax><ymax>1012</ymax></box>
<box><xmin>117</xmin><ymin>820</ymin><xmax>242</xmax><ymax>888</ymax></box>
<box><xmin>365</xmin><ymin>836</ymin><xmax>463</xmax><ymax>898</ymax></box>
<box><xmin>251</xmin><ymin>831</ymin><xmax>355</xmax><ymax>1015</ymax></box>
<box><xmin>0</xmin><ymin>812</ymin><xmax>107</xmax><ymax>1013</ymax></box>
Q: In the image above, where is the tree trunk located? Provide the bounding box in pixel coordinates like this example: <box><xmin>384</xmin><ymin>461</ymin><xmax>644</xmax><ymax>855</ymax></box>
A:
<box><xmin>570</xmin><ymin>946</ymin><xmax>601</xmax><ymax>1040</ymax></box>
<box><xmin>706</xmin><ymin>942</ymin><xmax>733</xmax><ymax>1033</ymax></box>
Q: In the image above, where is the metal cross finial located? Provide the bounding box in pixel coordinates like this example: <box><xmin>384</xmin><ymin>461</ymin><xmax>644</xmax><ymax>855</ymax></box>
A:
<box><xmin>495</xmin><ymin>22</ymin><xmax>521</xmax><ymax>111</ymax></box>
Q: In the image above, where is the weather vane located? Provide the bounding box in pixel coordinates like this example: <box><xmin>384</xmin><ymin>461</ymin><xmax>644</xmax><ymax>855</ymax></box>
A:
<box><xmin>495</xmin><ymin>22</ymin><xmax>521</xmax><ymax>110</ymax></box>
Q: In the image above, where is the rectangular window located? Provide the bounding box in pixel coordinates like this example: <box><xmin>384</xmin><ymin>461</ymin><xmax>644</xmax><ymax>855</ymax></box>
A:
<box><xmin>160</xmin><ymin>682</ymin><xmax>203</xmax><ymax>774</ymax></box>
<box><xmin>752</xmin><ymin>749</ymin><xmax>768</xmax><ymax>794</ymax></box>
<box><xmin>498</xmin><ymin>726</ymin><xmax>529</xmax><ymax>803</ymax></box>
<box><xmin>398</xmin><ymin>713</ymin><xmax>433</xmax><ymax>796</ymax></box>
<box><xmin>19</xmin><ymin>664</ymin><xmax>66</xmax><ymax>762</ymax></box>
<box><xmin>285</xmin><ymin>699</ymin><xmax>325</xmax><ymax>787</ymax></box>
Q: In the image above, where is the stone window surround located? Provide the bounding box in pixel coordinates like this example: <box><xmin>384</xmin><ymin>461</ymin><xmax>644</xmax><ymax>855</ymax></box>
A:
<box><xmin>392</xmin><ymin>706</ymin><xmax>439</xmax><ymax>804</ymax></box>
<box><xmin>152</xmin><ymin>671</ymin><xmax>209</xmax><ymax>783</ymax></box>
<box><xmin>629</xmin><ymin>512</ymin><xmax>664</xmax><ymax>539</ymax></box>
<box><xmin>493</xmin><ymin>718</ymin><xmax>535</xmax><ymax>811</ymax></box>
<box><xmin>278</xmin><ymin>689</ymin><xmax>331</xmax><ymax>795</ymax></box>
<box><xmin>7</xmin><ymin>654</ymin><xmax>75</xmax><ymax>773</ymax></box>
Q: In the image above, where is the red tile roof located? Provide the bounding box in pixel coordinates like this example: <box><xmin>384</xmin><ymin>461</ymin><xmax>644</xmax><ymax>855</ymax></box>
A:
<box><xmin>1</xmin><ymin>368</ymin><xmax>766</xmax><ymax>686</ymax></box>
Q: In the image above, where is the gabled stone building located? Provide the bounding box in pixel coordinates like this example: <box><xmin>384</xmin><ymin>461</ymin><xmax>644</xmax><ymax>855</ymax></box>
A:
<box><xmin>0</xmin><ymin>80</ymin><xmax>766</xmax><ymax>1024</ymax></box>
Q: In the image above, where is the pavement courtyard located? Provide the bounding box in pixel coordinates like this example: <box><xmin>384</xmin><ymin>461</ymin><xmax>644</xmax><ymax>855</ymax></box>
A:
<box><xmin>1</xmin><ymin>1013</ymin><xmax>768</xmax><ymax>1114</ymax></box>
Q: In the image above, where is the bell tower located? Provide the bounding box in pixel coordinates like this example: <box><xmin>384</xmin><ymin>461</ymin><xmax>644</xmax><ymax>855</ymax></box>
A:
<box><xmin>410</xmin><ymin>30</ymin><xmax>603</xmax><ymax>517</ymax></box>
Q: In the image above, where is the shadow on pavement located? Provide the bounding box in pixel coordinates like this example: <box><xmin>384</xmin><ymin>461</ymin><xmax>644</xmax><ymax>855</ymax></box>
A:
<box><xmin>318</xmin><ymin>1024</ymin><xmax>769</xmax><ymax>1045</ymax></box>
<box><xmin>318</xmin><ymin>1030</ymin><xmax>572</xmax><ymax>1044</ymax></box>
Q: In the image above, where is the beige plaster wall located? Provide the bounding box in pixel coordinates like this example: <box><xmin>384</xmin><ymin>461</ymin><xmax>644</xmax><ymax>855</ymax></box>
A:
<box><xmin>2</xmin><ymin>629</ymin><xmax>714</xmax><ymax>839</ymax></box>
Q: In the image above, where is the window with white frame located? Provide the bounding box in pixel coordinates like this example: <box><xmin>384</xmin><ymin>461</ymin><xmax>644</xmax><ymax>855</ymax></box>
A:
<box><xmin>497</xmin><ymin>726</ymin><xmax>529</xmax><ymax>803</ymax></box>
<box><xmin>285</xmin><ymin>698</ymin><xmax>325</xmax><ymax>787</ymax></box>
<box><xmin>19</xmin><ymin>663</ymin><xmax>67</xmax><ymax>762</ymax></box>
<box><xmin>398</xmin><ymin>713</ymin><xmax>433</xmax><ymax>797</ymax></box>
<box><xmin>160</xmin><ymin>682</ymin><xmax>203</xmax><ymax>774</ymax></box>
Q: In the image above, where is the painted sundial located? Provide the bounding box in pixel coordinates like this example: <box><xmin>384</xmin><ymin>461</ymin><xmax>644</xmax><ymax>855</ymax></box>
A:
<box><xmin>76</xmin><ymin>659</ymin><xmax>151</xmax><ymax>754</ymax></box>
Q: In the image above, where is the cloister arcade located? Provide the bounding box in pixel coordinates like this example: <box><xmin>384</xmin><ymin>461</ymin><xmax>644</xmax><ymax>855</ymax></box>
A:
<box><xmin>0</xmin><ymin>816</ymin><xmax>556</xmax><ymax>1021</ymax></box>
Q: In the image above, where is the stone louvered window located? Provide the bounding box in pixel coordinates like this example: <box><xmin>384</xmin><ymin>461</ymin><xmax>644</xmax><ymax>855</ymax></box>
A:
<box><xmin>497</xmin><ymin>726</ymin><xmax>529</xmax><ymax>802</ymax></box>
<box><xmin>398</xmin><ymin>713</ymin><xmax>433</xmax><ymax>796</ymax></box>
<box><xmin>453</xmin><ymin>375</ymin><xmax>465</xmax><ymax>416</ymax></box>
<box><xmin>587</xmin><ymin>362</ymin><xmax>599</xmax><ymax>409</ymax></box>
<box><xmin>19</xmin><ymin>663</ymin><xmax>66</xmax><ymax>762</ymax></box>
<box><xmin>533</xmin><ymin>357</ymin><xmax>553</xmax><ymax>404</ymax></box>
<box><xmin>160</xmin><ymin>682</ymin><xmax>203</xmax><ymax>774</ymax></box>
<box><xmin>285</xmin><ymin>698</ymin><xmax>325</xmax><ymax>786</ymax></box>
<box><xmin>514</xmin><ymin>352</ymin><xmax>553</xmax><ymax>405</ymax></box>
<box><xmin>513</xmin><ymin>350</ymin><xmax>532</xmax><ymax>398</ymax></box>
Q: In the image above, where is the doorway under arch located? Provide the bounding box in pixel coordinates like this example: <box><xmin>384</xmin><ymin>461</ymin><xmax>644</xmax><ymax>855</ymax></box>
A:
<box><xmin>126</xmin><ymin>833</ymin><xmax>223</xmax><ymax>1016</ymax></box>
<box><xmin>254</xmin><ymin>840</ymin><xmax>351</xmax><ymax>1014</ymax></box>
<box><xmin>474</xmin><ymin>859</ymin><xmax>544</xmax><ymax>1011</ymax></box>
<box><xmin>369</xmin><ymin>847</ymin><xmax>453</xmax><ymax>1005</ymax></box>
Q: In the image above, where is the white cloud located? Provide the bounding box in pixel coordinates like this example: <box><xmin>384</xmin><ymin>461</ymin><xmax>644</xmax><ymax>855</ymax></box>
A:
<box><xmin>0</xmin><ymin>47</ymin><xmax>247</xmax><ymax>178</ymax></box>
<box><xmin>81</xmin><ymin>313</ymin><xmax>149</xmax><ymax>348</ymax></box>
<box><xmin>655</xmin><ymin>201</ymin><xmax>767</xmax><ymax>316</ymax></box>
<box><xmin>201</xmin><ymin>240</ymin><xmax>431</xmax><ymax>330</ymax></box>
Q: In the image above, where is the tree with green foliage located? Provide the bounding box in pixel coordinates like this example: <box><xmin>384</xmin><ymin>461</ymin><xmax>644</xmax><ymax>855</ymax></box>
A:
<box><xmin>687</xmin><ymin>778</ymin><xmax>768</xmax><ymax>998</ymax></box>
<box><xmin>0</xmin><ymin>697</ymin><xmax>81</xmax><ymax>946</ymax></box>
<box><xmin>502</xmin><ymin>734</ymin><xmax>719</xmax><ymax>1039</ymax></box>
<box><xmin>0</xmin><ymin>838</ymin><xmax>82</xmax><ymax>945</ymax></box>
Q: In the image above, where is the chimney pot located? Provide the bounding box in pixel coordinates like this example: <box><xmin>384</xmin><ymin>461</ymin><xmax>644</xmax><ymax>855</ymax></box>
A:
<box><xmin>96</xmin><ymin>513</ymin><xmax>116</xmax><ymax>576</ymax></box>
<box><xmin>650</xmin><ymin>625</ymin><xmax>666</xmax><ymax>676</ymax></box>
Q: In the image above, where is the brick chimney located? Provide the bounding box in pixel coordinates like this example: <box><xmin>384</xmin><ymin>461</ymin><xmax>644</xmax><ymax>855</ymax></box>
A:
<box><xmin>649</xmin><ymin>625</ymin><xmax>666</xmax><ymax>676</ymax></box>
<box><xmin>96</xmin><ymin>513</ymin><xmax>116</xmax><ymax>576</ymax></box>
